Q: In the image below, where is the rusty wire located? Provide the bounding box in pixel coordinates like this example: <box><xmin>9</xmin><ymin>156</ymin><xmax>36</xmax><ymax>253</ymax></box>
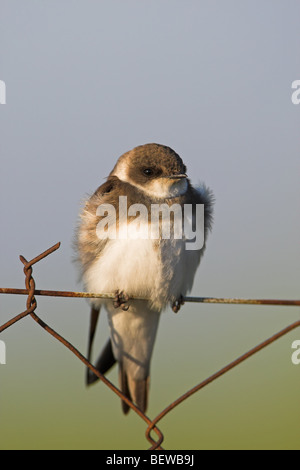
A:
<box><xmin>0</xmin><ymin>242</ymin><xmax>299</xmax><ymax>449</ymax></box>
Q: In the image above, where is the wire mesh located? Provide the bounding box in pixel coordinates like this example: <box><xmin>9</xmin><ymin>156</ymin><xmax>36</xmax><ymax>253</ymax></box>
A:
<box><xmin>0</xmin><ymin>242</ymin><xmax>299</xmax><ymax>449</ymax></box>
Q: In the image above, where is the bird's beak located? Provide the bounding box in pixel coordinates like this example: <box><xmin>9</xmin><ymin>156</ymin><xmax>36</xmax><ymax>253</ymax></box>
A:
<box><xmin>166</xmin><ymin>173</ymin><xmax>188</xmax><ymax>180</ymax></box>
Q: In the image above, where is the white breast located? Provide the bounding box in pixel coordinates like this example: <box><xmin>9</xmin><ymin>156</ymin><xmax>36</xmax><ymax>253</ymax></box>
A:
<box><xmin>83</xmin><ymin>227</ymin><xmax>162</xmax><ymax>309</ymax></box>
<box><xmin>83</xmin><ymin>216</ymin><xmax>201</xmax><ymax>311</ymax></box>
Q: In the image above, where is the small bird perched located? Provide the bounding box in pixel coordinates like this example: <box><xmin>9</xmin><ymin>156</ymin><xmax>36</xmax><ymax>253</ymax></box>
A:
<box><xmin>75</xmin><ymin>143</ymin><xmax>213</xmax><ymax>414</ymax></box>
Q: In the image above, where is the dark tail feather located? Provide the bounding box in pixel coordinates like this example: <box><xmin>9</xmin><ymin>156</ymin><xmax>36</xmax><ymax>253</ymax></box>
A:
<box><xmin>87</xmin><ymin>307</ymin><xmax>100</xmax><ymax>362</ymax></box>
<box><xmin>119</xmin><ymin>364</ymin><xmax>131</xmax><ymax>415</ymax></box>
<box><xmin>86</xmin><ymin>306</ymin><xmax>100</xmax><ymax>385</ymax></box>
<box><xmin>87</xmin><ymin>337</ymin><xmax>117</xmax><ymax>385</ymax></box>
<box><xmin>119</xmin><ymin>364</ymin><xmax>150</xmax><ymax>415</ymax></box>
<box><xmin>86</xmin><ymin>306</ymin><xmax>117</xmax><ymax>385</ymax></box>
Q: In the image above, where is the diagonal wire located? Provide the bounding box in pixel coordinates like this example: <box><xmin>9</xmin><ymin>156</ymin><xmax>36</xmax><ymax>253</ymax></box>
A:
<box><xmin>29</xmin><ymin>309</ymin><xmax>164</xmax><ymax>448</ymax></box>
<box><xmin>0</xmin><ymin>243</ymin><xmax>164</xmax><ymax>448</ymax></box>
<box><xmin>146</xmin><ymin>318</ymin><xmax>300</xmax><ymax>449</ymax></box>
<box><xmin>0</xmin><ymin>241</ymin><xmax>299</xmax><ymax>449</ymax></box>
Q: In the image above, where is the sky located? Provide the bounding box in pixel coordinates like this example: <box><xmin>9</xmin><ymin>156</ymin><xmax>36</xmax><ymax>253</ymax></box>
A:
<box><xmin>0</xmin><ymin>0</ymin><xmax>299</xmax><ymax>450</ymax></box>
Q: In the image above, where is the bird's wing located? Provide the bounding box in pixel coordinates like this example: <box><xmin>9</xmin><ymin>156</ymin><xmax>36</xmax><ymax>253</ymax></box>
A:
<box><xmin>187</xmin><ymin>182</ymin><xmax>214</xmax><ymax>236</ymax></box>
<box><xmin>74</xmin><ymin>177</ymin><xmax>121</xmax><ymax>276</ymax></box>
<box><xmin>75</xmin><ymin>179</ymin><xmax>123</xmax><ymax>385</ymax></box>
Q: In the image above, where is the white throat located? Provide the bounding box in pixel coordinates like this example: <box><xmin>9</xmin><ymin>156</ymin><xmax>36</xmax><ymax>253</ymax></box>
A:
<box><xmin>112</xmin><ymin>161</ymin><xmax>188</xmax><ymax>199</ymax></box>
<box><xmin>138</xmin><ymin>178</ymin><xmax>188</xmax><ymax>198</ymax></box>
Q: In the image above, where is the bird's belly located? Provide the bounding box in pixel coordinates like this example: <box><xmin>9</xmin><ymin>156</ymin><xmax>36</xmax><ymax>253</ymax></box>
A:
<box><xmin>83</xmin><ymin>230</ymin><xmax>200</xmax><ymax>310</ymax></box>
<box><xmin>83</xmin><ymin>236</ymin><xmax>163</xmax><ymax>306</ymax></box>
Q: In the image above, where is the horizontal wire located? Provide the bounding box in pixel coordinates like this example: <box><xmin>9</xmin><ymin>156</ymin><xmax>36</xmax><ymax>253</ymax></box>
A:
<box><xmin>0</xmin><ymin>242</ymin><xmax>299</xmax><ymax>449</ymax></box>
<box><xmin>0</xmin><ymin>288</ymin><xmax>299</xmax><ymax>306</ymax></box>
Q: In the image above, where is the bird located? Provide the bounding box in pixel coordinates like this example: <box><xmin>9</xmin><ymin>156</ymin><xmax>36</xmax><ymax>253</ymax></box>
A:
<box><xmin>74</xmin><ymin>143</ymin><xmax>213</xmax><ymax>414</ymax></box>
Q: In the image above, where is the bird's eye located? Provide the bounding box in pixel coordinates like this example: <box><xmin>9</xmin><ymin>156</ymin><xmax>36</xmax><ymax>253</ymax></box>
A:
<box><xmin>143</xmin><ymin>168</ymin><xmax>154</xmax><ymax>177</ymax></box>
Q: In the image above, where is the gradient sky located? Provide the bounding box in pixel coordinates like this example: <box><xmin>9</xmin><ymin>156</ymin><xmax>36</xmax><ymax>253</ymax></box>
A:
<box><xmin>0</xmin><ymin>1</ymin><xmax>299</xmax><ymax>450</ymax></box>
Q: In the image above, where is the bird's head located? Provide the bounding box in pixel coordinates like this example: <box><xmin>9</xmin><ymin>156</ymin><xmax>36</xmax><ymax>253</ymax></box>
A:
<box><xmin>110</xmin><ymin>143</ymin><xmax>188</xmax><ymax>198</ymax></box>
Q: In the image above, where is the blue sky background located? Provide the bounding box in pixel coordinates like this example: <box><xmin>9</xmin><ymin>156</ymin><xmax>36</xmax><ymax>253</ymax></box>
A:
<box><xmin>0</xmin><ymin>0</ymin><xmax>299</xmax><ymax>449</ymax></box>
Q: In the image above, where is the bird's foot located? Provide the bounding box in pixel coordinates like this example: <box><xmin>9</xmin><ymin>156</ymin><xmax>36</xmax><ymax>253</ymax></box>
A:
<box><xmin>113</xmin><ymin>290</ymin><xmax>130</xmax><ymax>311</ymax></box>
<box><xmin>172</xmin><ymin>294</ymin><xmax>185</xmax><ymax>313</ymax></box>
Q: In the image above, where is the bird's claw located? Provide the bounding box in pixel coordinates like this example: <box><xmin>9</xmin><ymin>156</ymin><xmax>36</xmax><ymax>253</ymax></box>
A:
<box><xmin>113</xmin><ymin>290</ymin><xmax>130</xmax><ymax>311</ymax></box>
<box><xmin>172</xmin><ymin>294</ymin><xmax>185</xmax><ymax>313</ymax></box>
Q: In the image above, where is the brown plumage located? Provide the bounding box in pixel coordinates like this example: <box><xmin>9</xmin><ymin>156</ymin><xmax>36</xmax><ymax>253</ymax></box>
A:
<box><xmin>74</xmin><ymin>143</ymin><xmax>214</xmax><ymax>414</ymax></box>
